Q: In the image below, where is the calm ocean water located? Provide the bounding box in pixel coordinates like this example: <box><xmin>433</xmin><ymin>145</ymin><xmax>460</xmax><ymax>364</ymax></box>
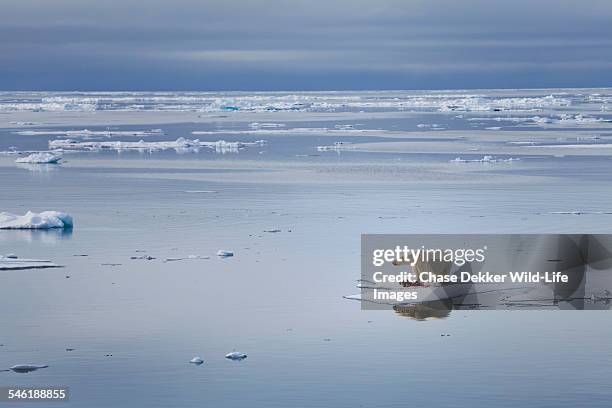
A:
<box><xmin>1</xmin><ymin>90</ymin><xmax>612</xmax><ymax>407</ymax></box>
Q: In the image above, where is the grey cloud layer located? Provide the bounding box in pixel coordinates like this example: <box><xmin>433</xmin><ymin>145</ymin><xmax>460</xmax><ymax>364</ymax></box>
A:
<box><xmin>2</xmin><ymin>0</ymin><xmax>612</xmax><ymax>90</ymax></box>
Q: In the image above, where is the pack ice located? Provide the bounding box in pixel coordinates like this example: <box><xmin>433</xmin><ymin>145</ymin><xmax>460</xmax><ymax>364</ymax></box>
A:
<box><xmin>49</xmin><ymin>138</ymin><xmax>266</xmax><ymax>153</ymax></box>
<box><xmin>0</xmin><ymin>211</ymin><xmax>74</xmax><ymax>229</ymax></box>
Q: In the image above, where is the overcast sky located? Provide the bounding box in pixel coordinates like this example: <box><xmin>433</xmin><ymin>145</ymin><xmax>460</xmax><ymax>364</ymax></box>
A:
<box><xmin>2</xmin><ymin>0</ymin><xmax>612</xmax><ymax>90</ymax></box>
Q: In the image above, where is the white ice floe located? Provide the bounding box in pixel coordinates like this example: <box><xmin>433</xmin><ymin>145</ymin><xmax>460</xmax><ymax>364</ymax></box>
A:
<box><xmin>0</xmin><ymin>91</ymin><xmax>574</xmax><ymax>113</ymax></box>
<box><xmin>225</xmin><ymin>352</ymin><xmax>247</xmax><ymax>360</ymax></box>
<box><xmin>0</xmin><ymin>211</ymin><xmax>73</xmax><ymax>229</ymax></box>
<box><xmin>189</xmin><ymin>356</ymin><xmax>204</xmax><ymax>365</ymax></box>
<box><xmin>0</xmin><ymin>147</ymin><xmax>20</xmax><ymax>155</ymax></box>
<box><xmin>525</xmin><ymin>143</ymin><xmax>612</xmax><ymax>149</ymax></box>
<box><xmin>192</xmin><ymin>127</ymin><xmax>383</xmax><ymax>136</ymax></box>
<box><xmin>9</xmin><ymin>364</ymin><xmax>49</xmax><ymax>373</ymax></box>
<box><xmin>48</xmin><ymin>138</ymin><xmax>266</xmax><ymax>153</ymax></box>
<box><xmin>164</xmin><ymin>255</ymin><xmax>210</xmax><ymax>262</ymax></box>
<box><xmin>507</xmin><ymin>141</ymin><xmax>537</xmax><ymax>145</ymax></box>
<box><xmin>317</xmin><ymin>142</ymin><xmax>356</xmax><ymax>151</ymax></box>
<box><xmin>469</xmin><ymin>114</ymin><xmax>611</xmax><ymax>128</ymax></box>
<box><xmin>450</xmin><ymin>155</ymin><xmax>520</xmax><ymax>163</ymax></box>
<box><xmin>417</xmin><ymin>123</ymin><xmax>445</xmax><ymax>129</ymax></box>
<box><xmin>10</xmin><ymin>121</ymin><xmax>40</xmax><ymax>126</ymax></box>
<box><xmin>0</xmin><ymin>255</ymin><xmax>61</xmax><ymax>270</ymax></box>
<box><xmin>217</xmin><ymin>250</ymin><xmax>234</xmax><ymax>258</ymax></box>
<box><xmin>16</xmin><ymin>128</ymin><xmax>164</xmax><ymax>137</ymax></box>
<box><xmin>547</xmin><ymin>211</ymin><xmax>612</xmax><ymax>215</ymax></box>
<box><xmin>15</xmin><ymin>152</ymin><xmax>62</xmax><ymax>164</ymax></box>
<box><xmin>249</xmin><ymin>122</ymin><xmax>285</xmax><ymax>129</ymax></box>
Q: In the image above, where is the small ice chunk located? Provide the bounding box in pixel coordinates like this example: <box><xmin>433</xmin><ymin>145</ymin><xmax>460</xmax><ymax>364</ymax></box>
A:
<box><xmin>131</xmin><ymin>255</ymin><xmax>155</xmax><ymax>260</ymax></box>
<box><xmin>0</xmin><ymin>255</ymin><xmax>61</xmax><ymax>270</ymax></box>
<box><xmin>189</xmin><ymin>356</ymin><xmax>204</xmax><ymax>365</ymax></box>
<box><xmin>225</xmin><ymin>352</ymin><xmax>247</xmax><ymax>360</ymax></box>
<box><xmin>217</xmin><ymin>250</ymin><xmax>234</xmax><ymax>258</ymax></box>
<box><xmin>249</xmin><ymin>122</ymin><xmax>285</xmax><ymax>129</ymax></box>
<box><xmin>9</xmin><ymin>364</ymin><xmax>49</xmax><ymax>373</ymax></box>
<box><xmin>449</xmin><ymin>156</ymin><xmax>520</xmax><ymax>163</ymax></box>
<box><xmin>0</xmin><ymin>211</ymin><xmax>73</xmax><ymax>229</ymax></box>
<box><xmin>317</xmin><ymin>141</ymin><xmax>355</xmax><ymax>151</ymax></box>
<box><xmin>163</xmin><ymin>255</ymin><xmax>210</xmax><ymax>262</ymax></box>
<box><xmin>15</xmin><ymin>152</ymin><xmax>62</xmax><ymax>164</ymax></box>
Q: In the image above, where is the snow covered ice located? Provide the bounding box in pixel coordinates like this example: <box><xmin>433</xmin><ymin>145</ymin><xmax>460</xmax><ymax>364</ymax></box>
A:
<box><xmin>225</xmin><ymin>352</ymin><xmax>247</xmax><ymax>360</ymax></box>
<box><xmin>15</xmin><ymin>152</ymin><xmax>62</xmax><ymax>164</ymax></box>
<box><xmin>48</xmin><ymin>137</ymin><xmax>266</xmax><ymax>153</ymax></box>
<box><xmin>450</xmin><ymin>155</ymin><xmax>520</xmax><ymax>163</ymax></box>
<box><xmin>0</xmin><ymin>211</ymin><xmax>73</xmax><ymax>229</ymax></box>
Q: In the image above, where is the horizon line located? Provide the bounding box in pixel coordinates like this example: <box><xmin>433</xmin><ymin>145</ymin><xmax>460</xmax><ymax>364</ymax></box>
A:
<box><xmin>1</xmin><ymin>85</ymin><xmax>612</xmax><ymax>93</ymax></box>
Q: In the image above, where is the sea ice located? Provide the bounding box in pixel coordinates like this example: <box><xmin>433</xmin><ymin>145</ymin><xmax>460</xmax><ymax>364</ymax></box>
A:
<box><xmin>0</xmin><ymin>211</ymin><xmax>73</xmax><ymax>229</ymax></box>
<box><xmin>15</xmin><ymin>152</ymin><xmax>62</xmax><ymax>164</ymax></box>
<box><xmin>189</xmin><ymin>356</ymin><xmax>204</xmax><ymax>365</ymax></box>
<box><xmin>225</xmin><ymin>352</ymin><xmax>247</xmax><ymax>360</ymax></box>
<box><xmin>450</xmin><ymin>155</ymin><xmax>520</xmax><ymax>163</ymax></box>
<box><xmin>249</xmin><ymin>122</ymin><xmax>285</xmax><ymax>129</ymax></box>
<box><xmin>48</xmin><ymin>138</ymin><xmax>266</xmax><ymax>153</ymax></box>
<box><xmin>9</xmin><ymin>364</ymin><xmax>49</xmax><ymax>373</ymax></box>
<box><xmin>0</xmin><ymin>255</ymin><xmax>61</xmax><ymax>270</ymax></box>
<box><xmin>317</xmin><ymin>142</ymin><xmax>356</xmax><ymax>151</ymax></box>
<box><xmin>16</xmin><ymin>129</ymin><xmax>164</xmax><ymax>137</ymax></box>
<box><xmin>163</xmin><ymin>255</ymin><xmax>210</xmax><ymax>262</ymax></box>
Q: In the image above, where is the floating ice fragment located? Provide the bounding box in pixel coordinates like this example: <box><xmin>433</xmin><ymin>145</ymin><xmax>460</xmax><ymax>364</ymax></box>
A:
<box><xmin>449</xmin><ymin>156</ymin><xmax>520</xmax><ymax>163</ymax></box>
<box><xmin>317</xmin><ymin>142</ymin><xmax>356</xmax><ymax>151</ymax></box>
<box><xmin>0</xmin><ymin>255</ymin><xmax>61</xmax><ymax>270</ymax></box>
<box><xmin>547</xmin><ymin>211</ymin><xmax>612</xmax><ymax>215</ymax></box>
<box><xmin>9</xmin><ymin>121</ymin><xmax>39</xmax><ymax>125</ymax></box>
<box><xmin>130</xmin><ymin>255</ymin><xmax>155</xmax><ymax>260</ymax></box>
<box><xmin>263</xmin><ymin>229</ymin><xmax>281</xmax><ymax>233</ymax></box>
<box><xmin>225</xmin><ymin>352</ymin><xmax>247</xmax><ymax>360</ymax></box>
<box><xmin>217</xmin><ymin>250</ymin><xmax>234</xmax><ymax>258</ymax></box>
<box><xmin>16</xmin><ymin>129</ymin><xmax>164</xmax><ymax>137</ymax></box>
<box><xmin>163</xmin><ymin>255</ymin><xmax>210</xmax><ymax>262</ymax></box>
<box><xmin>48</xmin><ymin>138</ymin><xmax>266</xmax><ymax>153</ymax></box>
<box><xmin>9</xmin><ymin>364</ymin><xmax>49</xmax><ymax>373</ymax></box>
<box><xmin>189</xmin><ymin>356</ymin><xmax>204</xmax><ymax>365</ymax></box>
<box><xmin>249</xmin><ymin>122</ymin><xmax>285</xmax><ymax>129</ymax></box>
<box><xmin>0</xmin><ymin>211</ymin><xmax>73</xmax><ymax>229</ymax></box>
<box><xmin>15</xmin><ymin>152</ymin><xmax>62</xmax><ymax>164</ymax></box>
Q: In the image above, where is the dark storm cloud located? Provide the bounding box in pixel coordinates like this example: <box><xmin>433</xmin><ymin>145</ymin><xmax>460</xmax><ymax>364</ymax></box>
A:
<box><xmin>1</xmin><ymin>0</ymin><xmax>612</xmax><ymax>90</ymax></box>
